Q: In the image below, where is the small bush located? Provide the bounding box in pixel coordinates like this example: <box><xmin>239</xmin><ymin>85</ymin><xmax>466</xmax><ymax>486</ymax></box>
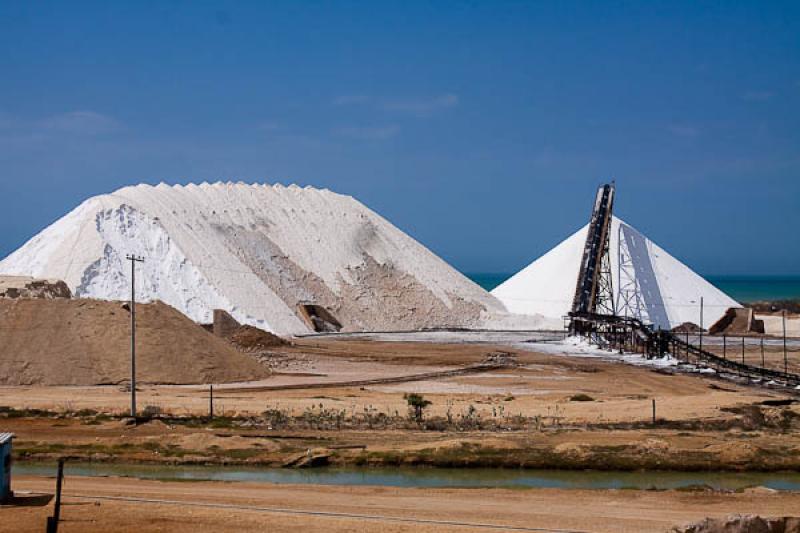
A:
<box><xmin>404</xmin><ymin>393</ymin><xmax>432</xmax><ymax>424</ymax></box>
<box><xmin>141</xmin><ymin>405</ymin><xmax>162</xmax><ymax>417</ymax></box>
<box><xmin>569</xmin><ymin>393</ymin><xmax>595</xmax><ymax>402</ymax></box>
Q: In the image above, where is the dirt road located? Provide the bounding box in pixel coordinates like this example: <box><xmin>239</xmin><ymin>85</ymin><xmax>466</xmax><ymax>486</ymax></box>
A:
<box><xmin>5</xmin><ymin>475</ymin><xmax>799</xmax><ymax>533</ymax></box>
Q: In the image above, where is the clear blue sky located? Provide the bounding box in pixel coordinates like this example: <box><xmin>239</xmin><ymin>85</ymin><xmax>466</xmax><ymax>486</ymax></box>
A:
<box><xmin>1</xmin><ymin>1</ymin><xmax>798</xmax><ymax>276</ymax></box>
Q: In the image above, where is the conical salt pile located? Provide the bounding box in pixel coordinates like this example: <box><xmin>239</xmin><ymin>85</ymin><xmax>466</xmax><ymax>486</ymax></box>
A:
<box><xmin>492</xmin><ymin>216</ymin><xmax>739</xmax><ymax>330</ymax></box>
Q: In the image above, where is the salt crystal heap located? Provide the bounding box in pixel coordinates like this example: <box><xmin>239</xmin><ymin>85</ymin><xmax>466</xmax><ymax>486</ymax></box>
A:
<box><xmin>0</xmin><ymin>182</ymin><xmax>529</xmax><ymax>335</ymax></box>
<box><xmin>492</xmin><ymin>216</ymin><xmax>740</xmax><ymax>330</ymax></box>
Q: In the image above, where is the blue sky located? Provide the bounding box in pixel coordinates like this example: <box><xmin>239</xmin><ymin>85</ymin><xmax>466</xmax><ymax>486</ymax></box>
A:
<box><xmin>1</xmin><ymin>1</ymin><xmax>798</xmax><ymax>275</ymax></box>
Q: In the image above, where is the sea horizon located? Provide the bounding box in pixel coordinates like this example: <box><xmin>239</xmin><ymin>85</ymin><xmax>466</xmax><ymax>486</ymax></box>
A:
<box><xmin>465</xmin><ymin>273</ymin><xmax>800</xmax><ymax>303</ymax></box>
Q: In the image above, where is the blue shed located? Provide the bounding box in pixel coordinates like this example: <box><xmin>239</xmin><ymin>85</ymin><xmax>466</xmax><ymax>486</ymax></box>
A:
<box><xmin>0</xmin><ymin>432</ymin><xmax>13</xmax><ymax>503</ymax></box>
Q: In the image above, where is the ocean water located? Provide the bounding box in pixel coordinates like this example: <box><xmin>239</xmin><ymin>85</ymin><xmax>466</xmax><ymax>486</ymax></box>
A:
<box><xmin>466</xmin><ymin>273</ymin><xmax>800</xmax><ymax>303</ymax></box>
<box><xmin>466</xmin><ymin>273</ymin><xmax>512</xmax><ymax>292</ymax></box>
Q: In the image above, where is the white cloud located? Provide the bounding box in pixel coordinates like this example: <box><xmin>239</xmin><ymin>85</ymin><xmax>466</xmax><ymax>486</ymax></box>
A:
<box><xmin>334</xmin><ymin>124</ymin><xmax>399</xmax><ymax>140</ymax></box>
<box><xmin>667</xmin><ymin>124</ymin><xmax>700</xmax><ymax>138</ymax></box>
<box><xmin>0</xmin><ymin>111</ymin><xmax>122</xmax><ymax>152</ymax></box>
<box><xmin>384</xmin><ymin>93</ymin><xmax>459</xmax><ymax>117</ymax></box>
<box><xmin>38</xmin><ymin>111</ymin><xmax>120</xmax><ymax>135</ymax></box>
<box><xmin>256</xmin><ymin>121</ymin><xmax>280</xmax><ymax>131</ymax></box>
<box><xmin>741</xmin><ymin>91</ymin><xmax>773</xmax><ymax>102</ymax></box>
<box><xmin>333</xmin><ymin>94</ymin><xmax>370</xmax><ymax>106</ymax></box>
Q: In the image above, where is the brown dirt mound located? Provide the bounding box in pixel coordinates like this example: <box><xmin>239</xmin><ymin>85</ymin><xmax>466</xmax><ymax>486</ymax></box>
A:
<box><xmin>0</xmin><ymin>298</ymin><xmax>270</xmax><ymax>386</ymax></box>
<box><xmin>227</xmin><ymin>325</ymin><xmax>289</xmax><ymax>351</ymax></box>
<box><xmin>672</xmin><ymin>322</ymin><xmax>703</xmax><ymax>333</ymax></box>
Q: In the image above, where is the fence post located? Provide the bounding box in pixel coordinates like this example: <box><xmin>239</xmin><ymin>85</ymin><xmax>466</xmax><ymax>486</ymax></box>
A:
<box><xmin>783</xmin><ymin>310</ymin><xmax>788</xmax><ymax>375</ymax></box>
<box><xmin>723</xmin><ymin>334</ymin><xmax>726</xmax><ymax>359</ymax></box>
<box><xmin>699</xmin><ymin>296</ymin><xmax>704</xmax><ymax>353</ymax></box>
<box><xmin>46</xmin><ymin>458</ymin><xmax>65</xmax><ymax>533</ymax></box>
<box><xmin>686</xmin><ymin>329</ymin><xmax>690</xmax><ymax>359</ymax></box>
<box><xmin>652</xmin><ymin>399</ymin><xmax>656</xmax><ymax>425</ymax></box>
<box><xmin>741</xmin><ymin>337</ymin><xmax>745</xmax><ymax>365</ymax></box>
<box><xmin>761</xmin><ymin>337</ymin><xmax>765</xmax><ymax>370</ymax></box>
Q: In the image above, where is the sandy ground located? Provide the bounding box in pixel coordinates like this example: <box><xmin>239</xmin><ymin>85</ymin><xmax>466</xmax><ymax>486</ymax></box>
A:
<box><xmin>0</xmin><ymin>338</ymin><xmax>792</xmax><ymax>423</ymax></box>
<box><xmin>2</xmin><ymin>338</ymin><xmax>799</xmax><ymax>472</ymax></box>
<box><xmin>3</xmin><ymin>475</ymin><xmax>800</xmax><ymax>533</ymax></box>
<box><xmin>2</xmin><ymin>337</ymin><xmax>800</xmax><ymax>531</ymax></box>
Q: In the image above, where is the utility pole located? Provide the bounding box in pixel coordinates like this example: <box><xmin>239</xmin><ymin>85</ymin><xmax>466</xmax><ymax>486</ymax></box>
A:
<box><xmin>126</xmin><ymin>254</ymin><xmax>145</xmax><ymax>418</ymax></box>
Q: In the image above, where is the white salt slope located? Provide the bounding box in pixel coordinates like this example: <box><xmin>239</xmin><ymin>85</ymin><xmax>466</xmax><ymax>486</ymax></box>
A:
<box><xmin>492</xmin><ymin>216</ymin><xmax>740</xmax><ymax>330</ymax></box>
<box><xmin>0</xmin><ymin>182</ymin><xmax>539</xmax><ymax>335</ymax></box>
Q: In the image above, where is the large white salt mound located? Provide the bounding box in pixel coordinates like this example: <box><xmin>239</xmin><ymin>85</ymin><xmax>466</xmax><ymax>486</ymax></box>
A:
<box><xmin>0</xmin><ymin>182</ymin><xmax>541</xmax><ymax>335</ymax></box>
<box><xmin>492</xmin><ymin>216</ymin><xmax>740</xmax><ymax>330</ymax></box>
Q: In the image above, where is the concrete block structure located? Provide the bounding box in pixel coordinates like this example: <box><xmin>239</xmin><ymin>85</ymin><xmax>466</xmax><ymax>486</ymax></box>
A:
<box><xmin>212</xmin><ymin>309</ymin><xmax>241</xmax><ymax>338</ymax></box>
<box><xmin>0</xmin><ymin>432</ymin><xmax>13</xmax><ymax>503</ymax></box>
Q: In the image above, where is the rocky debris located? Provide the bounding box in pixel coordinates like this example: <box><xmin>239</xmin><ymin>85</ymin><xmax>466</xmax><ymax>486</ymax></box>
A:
<box><xmin>0</xmin><ymin>275</ymin><xmax>71</xmax><ymax>299</ymax></box>
<box><xmin>228</xmin><ymin>325</ymin><xmax>290</xmax><ymax>351</ymax></box>
<box><xmin>221</xmin><ymin>323</ymin><xmax>295</xmax><ymax>371</ymax></box>
<box><xmin>250</xmin><ymin>352</ymin><xmax>312</xmax><ymax>373</ymax></box>
<box><xmin>671</xmin><ymin>514</ymin><xmax>800</xmax><ymax>533</ymax></box>
<box><xmin>283</xmin><ymin>449</ymin><xmax>331</xmax><ymax>468</ymax></box>
<box><xmin>748</xmin><ymin>300</ymin><xmax>800</xmax><ymax>314</ymax></box>
<box><xmin>484</xmin><ymin>351</ymin><xmax>518</xmax><ymax>367</ymax></box>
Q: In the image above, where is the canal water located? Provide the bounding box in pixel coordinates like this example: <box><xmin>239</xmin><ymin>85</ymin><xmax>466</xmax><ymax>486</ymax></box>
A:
<box><xmin>16</xmin><ymin>463</ymin><xmax>800</xmax><ymax>491</ymax></box>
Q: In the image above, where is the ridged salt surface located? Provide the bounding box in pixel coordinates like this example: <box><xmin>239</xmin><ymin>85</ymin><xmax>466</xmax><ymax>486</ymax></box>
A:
<box><xmin>492</xmin><ymin>216</ymin><xmax>740</xmax><ymax>330</ymax></box>
<box><xmin>0</xmin><ymin>182</ymin><xmax>541</xmax><ymax>335</ymax></box>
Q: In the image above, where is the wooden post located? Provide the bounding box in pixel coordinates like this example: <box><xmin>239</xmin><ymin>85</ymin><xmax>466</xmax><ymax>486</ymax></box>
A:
<box><xmin>723</xmin><ymin>334</ymin><xmax>726</xmax><ymax>359</ymax></box>
<box><xmin>784</xmin><ymin>310</ymin><xmax>788</xmax><ymax>375</ymax></box>
<box><xmin>686</xmin><ymin>329</ymin><xmax>690</xmax><ymax>359</ymax></box>
<box><xmin>761</xmin><ymin>337</ymin><xmax>765</xmax><ymax>370</ymax></box>
<box><xmin>699</xmin><ymin>297</ymin><xmax>704</xmax><ymax>353</ymax></box>
<box><xmin>46</xmin><ymin>458</ymin><xmax>65</xmax><ymax>533</ymax></box>
<box><xmin>652</xmin><ymin>399</ymin><xmax>656</xmax><ymax>425</ymax></box>
<box><xmin>741</xmin><ymin>336</ymin><xmax>745</xmax><ymax>365</ymax></box>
